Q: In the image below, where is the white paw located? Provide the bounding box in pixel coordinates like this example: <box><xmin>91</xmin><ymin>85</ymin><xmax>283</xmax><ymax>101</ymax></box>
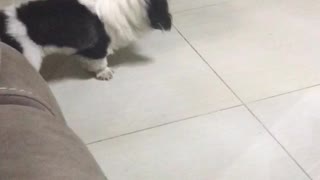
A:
<box><xmin>96</xmin><ymin>67</ymin><xmax>114</xmax><ymax>81</ymax></box>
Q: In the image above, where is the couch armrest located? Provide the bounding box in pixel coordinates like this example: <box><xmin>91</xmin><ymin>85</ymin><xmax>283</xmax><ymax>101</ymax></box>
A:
<box><xmin>0</xmin><ymin>42</ymin><xmax>107</xmax><ymax>180</ymax></box>
<box><xmin>0</xmin><ymin>42</ymin><xmax>64</xmax><ymax>121</ymax></box>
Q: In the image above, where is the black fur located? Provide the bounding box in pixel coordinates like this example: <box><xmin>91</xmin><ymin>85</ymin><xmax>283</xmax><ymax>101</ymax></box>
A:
<box><xmin>147</xmin><ymin>0</ymin><xmax>172</xmax><ymax>30</ymax></box>
<box><xmin>0</xmin><ymin>0</ymin><xmax>171</xmax><ymax>60</ymax></box>
<box><xmin>0</xmin><ymin>12</ymin><xmax>23</xmax><ymax>53</ymax></box>
<box><xmin>15</xmin><ymin>0</ymin><xmax>110</xmax><ymax>59</ymax></box>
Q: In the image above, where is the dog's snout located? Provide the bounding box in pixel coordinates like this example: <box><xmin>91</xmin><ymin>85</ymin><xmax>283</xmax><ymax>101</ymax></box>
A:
<box><xmin>153</xmin><ymin>14</ymin><xmax>172</xmax><ymax>31</ymax></box>
<box><xmin>163</xmin><ymin>15</ymin><xmax>172</xmax><ymax>30</ymax></box>
<box><xmin>147</xmin><ymin>0</ymin><xmax>172</xmax><ymax>31</ymax></box>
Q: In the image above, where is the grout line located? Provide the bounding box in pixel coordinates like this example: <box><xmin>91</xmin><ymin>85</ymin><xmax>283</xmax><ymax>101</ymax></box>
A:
<box><xmin>172</xmin><ymin>1</ymin><xmax>228</xmax><ymax>15</ymax></box>
<box><xmin>86</xmin><ymin>104</ymin><xmax>243</xmax><ymax>145</ymax></box>
<box><xmin>248</xmin><ymin>83</ymin><xmax>320</xmax><ymax>104</ymax></box>
<box><xmin>173</xmin><ymin>25</ymin><xmax>243</xmax><ymax>103</ymax></box>
<box><xmin>174</xmin><ymin>25</ymin><xmax>313</xmax><ymax>180</ymax></box>
<box><xmin>244</xmin><ymin>105</ymin><xmax>314</xmax><ymax>180</ymax></box>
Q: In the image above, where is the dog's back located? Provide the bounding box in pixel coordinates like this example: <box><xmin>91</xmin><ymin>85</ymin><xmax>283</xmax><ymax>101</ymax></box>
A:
<box><xmin>1</xmin><ymin>0</ymin><xmax>104</xmax><ymax>53</ymax></box>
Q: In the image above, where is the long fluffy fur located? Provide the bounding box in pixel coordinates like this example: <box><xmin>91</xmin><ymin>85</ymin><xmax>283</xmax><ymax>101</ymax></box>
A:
<box><xmin>80</xmin><ymin>0</ymin><xmax>151</xmax><ymax>51</ymax></box>
<box><xmin>0</xmin><ymin>0</ymin><xmax>171</xmax><ymax>80</ymax></box>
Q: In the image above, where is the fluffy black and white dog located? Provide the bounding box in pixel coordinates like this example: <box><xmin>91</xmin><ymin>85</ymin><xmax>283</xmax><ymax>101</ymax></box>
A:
<box><xmin>0</xmin><ymin>0</ymin><xmax>172</xmax><ymax>80</ymax></box>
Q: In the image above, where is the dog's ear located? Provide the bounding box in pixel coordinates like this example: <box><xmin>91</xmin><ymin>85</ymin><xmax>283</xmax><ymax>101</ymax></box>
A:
<box><xmin>147</xmin><ymin>0</ymin><xmax>172</xmax><ymax>31</ymax></box>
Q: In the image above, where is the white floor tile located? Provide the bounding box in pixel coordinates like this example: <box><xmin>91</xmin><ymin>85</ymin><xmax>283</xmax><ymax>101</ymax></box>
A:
<box><xmin>170</xmin><ymin>0</ymin><xmax>227</xmax><ymax>13</ymax></box>
<box><xmin>0</xmin><ymin>0</ymin><xmax>11</xmax><ymax>8</ymax></box>
<box><xmin>89</xmin><ymin>107</ymin><xmax>309</xmax><ymax>180</ymax></box>
<box><xmin>0</xmin><ymin>0</ymin><xmax>29</xmax><ymax>7</ymax></box>
<box><xmin>248</xmin><ymin>86</ymin><xmax>320</xmax><ymax>179</ymax></box>
<box><xmin>49</xmin><ymin>29</ymin><xmax>240</xmax><ymax>143</ymax></box>
<box><xmin>174</xmin><ymin>0</ymin><xmax>320</xmax><ymax>102</ymax></box>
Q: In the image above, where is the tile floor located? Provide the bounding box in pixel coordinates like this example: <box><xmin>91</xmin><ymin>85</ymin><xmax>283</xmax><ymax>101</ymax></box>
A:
<box><xmin>1</xmin><ymin>0</ymin><xmax>320</xmax><ymax>179</ymax></box>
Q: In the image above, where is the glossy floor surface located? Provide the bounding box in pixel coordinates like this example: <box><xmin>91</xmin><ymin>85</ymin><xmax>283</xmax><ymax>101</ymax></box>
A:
<box><xmin>1</xmin><ymin>0</ymin><xmax>319</xmax><ymax>179</ymax></box>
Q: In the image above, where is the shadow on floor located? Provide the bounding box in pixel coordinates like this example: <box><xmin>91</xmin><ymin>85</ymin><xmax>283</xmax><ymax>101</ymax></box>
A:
<box><xmin>40</xmin><ymin>54</ymin><xmax>92</xmax><ymax>82</ymax></box>
<box><xmin>41</xmin><ymin>45</ymin><xmax>152</xmax><ymax>82</ymax></box>
<box><xmin>108</xmin><ymin>46</ymin><xmax>153</xmax><ymax>67</ymax></box>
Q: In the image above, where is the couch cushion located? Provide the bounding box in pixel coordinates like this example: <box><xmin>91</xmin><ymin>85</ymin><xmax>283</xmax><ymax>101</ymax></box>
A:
<box><xmin>0</xmin><ymin>105</ymin><xmax>107</xmax><ymax>180</ymax></box>
<box><xmin>0</xmin><ymin>42</ymin><xmax>65</xmax><ymax>121</ymax></box>
<box><xmin>0</xmin><ymin>42</ymin><xmax>107</xmax><ymax>180</ymax></box>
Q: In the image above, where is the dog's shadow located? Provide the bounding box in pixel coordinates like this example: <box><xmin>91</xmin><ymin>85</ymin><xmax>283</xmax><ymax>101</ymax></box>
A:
<box><xmin>41</xmin><ymin>46</ymin><xmax>152</xmax><ymax>82</ymax></box>
<box><xmin>108</xmin><ymin>46</ymin><xmax>152</xmax><ymax>67</ymax></box>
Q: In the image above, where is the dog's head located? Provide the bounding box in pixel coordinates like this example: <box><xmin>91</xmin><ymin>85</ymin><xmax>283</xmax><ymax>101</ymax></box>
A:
<box><xmin>95</xmin><ymin>0</ymin><xmax>172</xmax><ymax>48</ymax></box>
<box><xmin>146</xmin><ymin>0</ymin><xmax>172</xmax><ymax>31</ymax></box>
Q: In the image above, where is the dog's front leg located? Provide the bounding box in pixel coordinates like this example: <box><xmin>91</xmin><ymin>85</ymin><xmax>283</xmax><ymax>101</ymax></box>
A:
<box><xmin>79</xmin><ymin>57</ymin><xmax>114</xmax><ymax>81</ymax></box>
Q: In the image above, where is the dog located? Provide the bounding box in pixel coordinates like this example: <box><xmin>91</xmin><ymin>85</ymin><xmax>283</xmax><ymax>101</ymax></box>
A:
<box><xmin>0</xmin><ymin>0</ymin><xmax>172</xmax><ymax>80</ymax></box>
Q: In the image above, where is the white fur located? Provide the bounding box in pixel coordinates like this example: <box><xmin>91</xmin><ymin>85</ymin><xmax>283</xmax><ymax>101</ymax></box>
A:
<box><xmin>96</xmin><ymin>67</ymin><xmax>113</xmax><ymax>80</ymax></box>
<box><xmin>4</xmin><ymin>6</ymin><xmax>43</xmax><ymax>70</ymax></box>
<box><xmin>80</xmin><ymin>57</ymin><xmax>108</xmax><ymax>72</ymax></box>
<box><xmin>79</xmin><ymin>56</ymin><xmax>113</xmax><ymax>80</ymax></box>
<box><xmin>43</xmin><ymin>46</ymin><xmax>76</xmax><ymax>56</ymax></box>
<box><xmin>4</xmin><ymin>5</ymin><xmax>78</xmax><ymax>71</ymax></box>
<box><xmin>93</xmin><ymin>0</ymin><xmax>151</xmax><ymax>51</ymax></box>
<box><xmin>3</xmin><ymin>0</ymin><xmax>152</xmax><ymax>80</ymax></box>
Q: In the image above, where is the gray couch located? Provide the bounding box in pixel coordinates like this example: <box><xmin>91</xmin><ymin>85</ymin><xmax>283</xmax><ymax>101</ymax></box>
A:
<box><xmin>0</xmin><ymin>42</ymin><xmax>107</xmax><ymax>180</ymax></box>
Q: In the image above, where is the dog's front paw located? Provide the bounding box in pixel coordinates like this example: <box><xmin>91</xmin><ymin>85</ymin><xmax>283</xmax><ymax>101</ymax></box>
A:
<box><xmin>96</xmin><ymin>67</ymin><xmax>114</xmax><ymax>81</ymax></box>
